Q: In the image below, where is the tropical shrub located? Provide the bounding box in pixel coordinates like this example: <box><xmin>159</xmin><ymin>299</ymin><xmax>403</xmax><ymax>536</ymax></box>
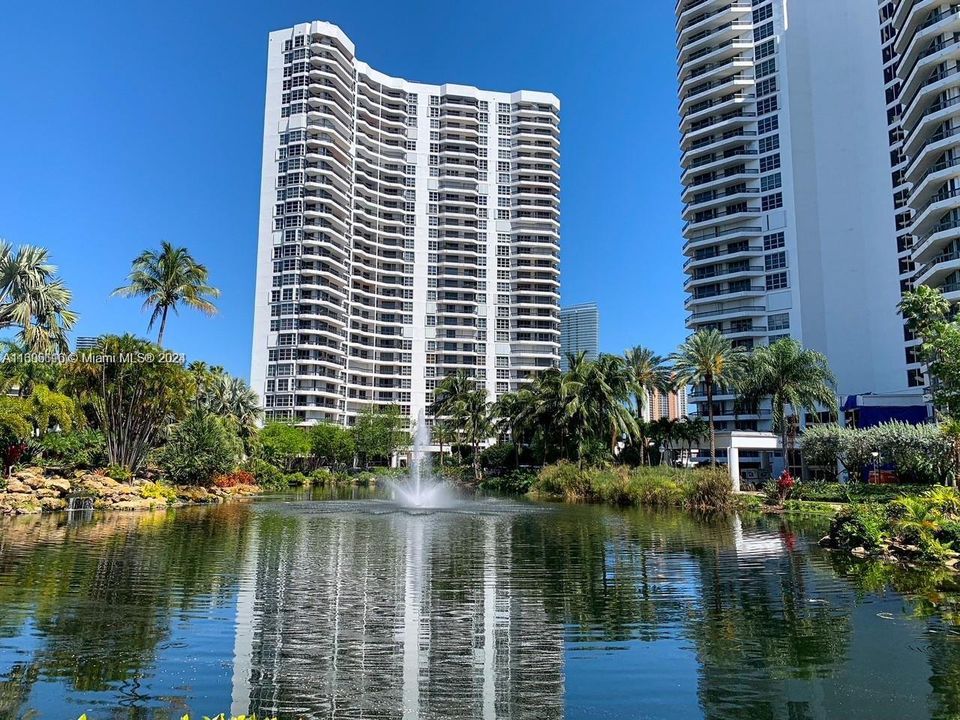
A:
<box><xmin>139</xmin><ymin>480</ymin><xmax>178</xmax><ymax>503</ymax></box>
<box><xmin>685</xmin><ymin>467</ymin><xmax>733</xmax><ymax>511</ymax></box>
<box><xmin>533</xmin><ymin>463</ymin><xmax>732</xmax><ymax>511</ymax></box>
<box><xmin>792</xmin><ymin>481</ymin><xmax>929</xmax><ymax>504</ymax></box>
<box><xmin>826</xmin><ymin>487</ymin><xmax>960</xmax><ymax>562</ymax></box>
<box><xmin>213</xmin><ymin>469</ymin><xmax>256</xmax><ymax>488</ymax></box>
<box><xmin>479</xmin><ymin>442</ymin><xmax>518</xmax><ymax>472</ymax></box>
<box><xmin>0</xmin><ymin>399</ymin><xmax>32</xmax><ymax>473</ymax></box>
<box><xmin>103</xmin><ymin>463</ymin><xmax>133</xmax><ymax>483</ymax></box>
<box><xmin>65</xmin><ymin>334</ymin><xmax>192</xmax><ymax>472</ymax></box>
<box><xmin>479</xmin><ymin>469</ymin><xmax>537</xmax><ymax>494</ymax></box>
<box><xmin>247</xmin><ymin>458</ymin><xmax>286</xmax><ymax>491</ymax></box>
<box><xmin>352</xmin><ymin>405</ymin><xmax>409</xmax><ymax>468</ymax></box>
<box><xmin>309</xmin><ymin>468</ymin><xmax>349</xmax><ymax>485</ymax></box>
<box><xmin>828</xmin><ymin>504</ymin><xmax>888</xmax><ymax>551</ymax></box>
<box><xmin>534</xmin><ymin>461</ymin><xmax>589</xmax><ymax>498</ymax></box>
<box><xmin>284</xmin><ymin>472</ymin><xmax>309</xmax><ymax>487</ymax></box>
<box><xmin>36</xmin><ymin>429</ymin><xmax>107</xmax><ymax>469</ymax></box>
<box><xmin>775</xmin><ymin>470</ymin><xmax>795</xmax><ymax>503</ymax></box>
<box><xmin>160</xmin><ymin>409</ymin><xmax>241</xmax><ymax>486</ymax></box>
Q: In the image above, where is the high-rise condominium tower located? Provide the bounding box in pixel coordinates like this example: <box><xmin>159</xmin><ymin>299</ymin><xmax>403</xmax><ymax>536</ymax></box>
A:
<box><xmin>676</xmin><ymin>0</ymin><xmax>908</xmax><ymax>432</ymax></box>
<box><xmin>880</xmin><ymin>1</ymin><xmax>960</xmax><ymax>390</ymax></box>
<box><xmin>250</xmin><ymin>21</ymin><xmax>561</xmax><ymax>425</ymax></box>
<box><xmin>559</xmin><ymin>302</ymin><xmax>599</xmax><ymax>370</ymax></box>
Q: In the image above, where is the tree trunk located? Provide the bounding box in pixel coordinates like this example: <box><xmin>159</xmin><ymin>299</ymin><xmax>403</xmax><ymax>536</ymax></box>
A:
<box><xmin>707</xmin><ymin>379</ymin><xmax>716</xmax><ymax>468</ymax></box>
<box><xmin>779</xmin><ymin>401</ymin><xmax>790</xmax><ymax>475</ymax></box>
<box><xmin>157</xmin><ymin>305</ymin><xmax>169</xmax><ymax>346</ymax></box>
<box><xmin>438</xmin><ymin>438</ymin><xmax>444</xmax><ymax>467</ymax></box>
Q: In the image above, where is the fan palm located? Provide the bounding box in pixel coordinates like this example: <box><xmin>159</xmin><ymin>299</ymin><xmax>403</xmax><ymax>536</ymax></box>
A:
<box><xmin>0</xmin><ymin>243</ymin><xmax>77</xmax><ymax>353</ymax></box>
<box><xmin>113</xmin><ymin>241</ymin><xmax>220</xmax><ymax>345</ymax></box>
<box><xmin>748</xmin><ymin>338</ymin><xmax>837</xmax><ymax>465</ymax></box>
<box><xmin>624</xmin><ymin>346</ymin><xmax>673</xmax><ymax>417</ymax></box>
<box><xmin>670</xmin><ymin>330</ymin><xmax>745</xmax><ymax>467</ymax></box>
<box><xmin>190</xmin><ymin>363</ymin><xmax>261</xmax><ymax>438</ymax></box>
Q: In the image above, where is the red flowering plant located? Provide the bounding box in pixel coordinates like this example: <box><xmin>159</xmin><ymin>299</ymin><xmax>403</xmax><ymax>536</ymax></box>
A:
<box><xmin>776</xmin><ymin>469</ymin><xmax>795</xmax><ymax>503</ymax></box>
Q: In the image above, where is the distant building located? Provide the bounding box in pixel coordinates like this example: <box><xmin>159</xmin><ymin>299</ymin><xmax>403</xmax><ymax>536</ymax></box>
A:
<box><xmin>74</xmin><ymin>336</ymin><xmax>99</xmax><ymax>351</ymax></box>
<box><xmin>643</xmin><ymin>387</ymin><xmax>689</xmax><ymax>423</ymax></box>
<box><xmin>559</xmin><ymin>303</ymin><xmax>599</xmax><ymax>370</ymax></box>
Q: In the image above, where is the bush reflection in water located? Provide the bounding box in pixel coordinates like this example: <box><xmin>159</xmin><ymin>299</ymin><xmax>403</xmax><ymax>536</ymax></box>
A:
<box><xmin>0</xmin><ymin>496</ymin><xmax>959</xmax><ymax>719</ymax></box>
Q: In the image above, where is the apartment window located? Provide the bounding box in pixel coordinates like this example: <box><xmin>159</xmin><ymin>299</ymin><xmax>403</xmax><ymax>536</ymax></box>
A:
<box><xmin>765</xmin><ymin>252</ymin><xmax>787</xmax><ymax>270</ymax></box>
<box><xmin>754</xmin><ymin>22</ymin><xmax>774</xmax><ymax>43</ymax></box>
<box><xmin>756</xmin><ymin>77</ymin><xmax>777</xmax><ymax>97</ymax></box>
<box><xmin>756</xmin><ymin>58</ymin><xmax>777</xmax><ymax>79</ymax></box>
<box><xmin>756</xmin><ymin>40</ymin><xmax>776</xmax><ymax>61</ymax></box>
<box><xmin>760</xmin><ymin>173</ymin><xmax>782</xmax><ymax>191</ymax></box>
<box><xmin>761</xmin><ymin>193</ymin><xmax>783</xmax><ymax>211</ymax></box>
<box><xmin>752</xmin><ymin>4</ymin><xmax>773</xmax><ymax>23</ymax></box>
<box><xmin>758</xmin><ymin>115</ymin><xmax>779</xmax><ymax>134</ymax></box>
<box><xmin>768</xmin><ymin>313</ymin><xmax>790</xmax><ymax>331</ymax></box>
<box><xmin>766</xmin><ymin>271</ymin><xmax>789</xmax><ymax>290</ymax></box>
<box><xmin>759</xmin><ymin>154</ymin><xmax>781</xmax><ymax>173</ymax></box>
<box><xmin>758</xmin><ymin>97</ymin><xmax>779</xmax><ymax>115</ymax></box>
<box><xmin>763</xmin><ymin>232</ymin><xmax>785</xmax><ymax>250</ymax></box>
<box><xmin>758</xmin><ymin>135</ymin><xmax>780</xmax><ymax>154</ymax></box>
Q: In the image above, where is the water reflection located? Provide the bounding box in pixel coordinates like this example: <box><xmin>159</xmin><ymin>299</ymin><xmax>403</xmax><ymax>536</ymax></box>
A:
<box><xmin>0</xmin><ymin>499</ymin><xmax>959</xmax><ymax>718</ymax></box>
<box><xmin>232</xmin><ymin>505</ymin><xmax>563</xmax><ymax>719</ymax></box>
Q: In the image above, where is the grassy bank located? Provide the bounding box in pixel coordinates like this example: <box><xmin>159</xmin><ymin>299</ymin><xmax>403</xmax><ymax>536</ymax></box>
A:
<box><xmin>531</xmin><ymin>462</ymin><xmax>733</xmax><ymax>512</ymax></box>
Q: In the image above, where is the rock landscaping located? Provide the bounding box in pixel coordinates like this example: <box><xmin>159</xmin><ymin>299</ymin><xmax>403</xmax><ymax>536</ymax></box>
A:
<box><xmin>0</xmin><ymin>466</ymin><xmax>259</xmax><ymax>516</ymax></box>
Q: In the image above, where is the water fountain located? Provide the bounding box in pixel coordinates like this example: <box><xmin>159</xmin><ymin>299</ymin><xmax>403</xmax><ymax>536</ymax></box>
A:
<box><xmin>386</xmin><ymin>410</ymin><xmax>455</xmax><ymax>509</ymax></box>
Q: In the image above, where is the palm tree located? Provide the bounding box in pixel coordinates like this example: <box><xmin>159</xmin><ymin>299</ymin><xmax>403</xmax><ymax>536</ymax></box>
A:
<box><xmin>492</xmin><ymin>389</ymin><xmax>536</xmax><ymax>467</ymax></box>
<box><xmin>0</xmin><ymin>340</ymin><xmax>60</xmax><ymax>396</ymax></box>
<box><xmin>461</xmin><ymin>388</ymin><xmax>493</xmax><ymax>482</ymax></box>
<box><xmin>677</xmin><ymin>415</ymin><xmax>708</xmax><ymax>467</ymax></box>
<box><xmin>651</xmin><ymin>417</ymin><xmax>679</xmax><ymax>466</ymax></box>
<box><xmin>113</xmin><ymin>241</ymin><xmax>220</xmax><ymax>345</ymax></box>
<box><xmin>213</xmin><ymin>375</ymin><xmax>261</xmax><ymax>435</ymax></box>
<box><xmin>0</xmin><ymin>243</ymin><xmax>77</xmax><ymax>353</ymax></box>
<box><xmin>561</xmin><ymin>352</ymin><xmax>638</xmax><ymax>465</ymax></box>
<box><xmin>432</xmin><ymin>419</ymin><xmax>454</xmax><ymax>468</ymax></box>
<box><xmin>624</xmin><ymin>346</ymin><xmax>673</xmax><ymax>417</ymax></box>
<box><xmin>748</xmin><ymin>338</ymin><xmax>837</xmax><ymax>468</ymax></box>
<box><xmin>527</xmin><ymin>368</ymin><xmax>566</xmax><ymax>463</ymax></box>
<box><xmin>594</xmin><ymin>353</ymin><xmax>641</xmax><ymax>455</ymax></box>
<box><xmin>671</xmin><ymin>330</ymin><xmax>745</xmax><ymax>467</ymax></box>
<box><xmin>429</xmin><ymin>370</ymin><xmax>474</xmax><ymax>462</ymax></box>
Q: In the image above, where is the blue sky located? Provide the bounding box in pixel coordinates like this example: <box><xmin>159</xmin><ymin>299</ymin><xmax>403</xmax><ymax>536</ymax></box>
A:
<box><xmin>0</xmin><ymin>0</ymin><xmax>685</xmax><ymax>379</ymax></box>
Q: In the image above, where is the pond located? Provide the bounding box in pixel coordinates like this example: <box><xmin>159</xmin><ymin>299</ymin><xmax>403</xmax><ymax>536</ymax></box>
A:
<box><xmin>1</xmin><ymin>489</ymin><xmax>959</xmax><ymax>719</ymax></box>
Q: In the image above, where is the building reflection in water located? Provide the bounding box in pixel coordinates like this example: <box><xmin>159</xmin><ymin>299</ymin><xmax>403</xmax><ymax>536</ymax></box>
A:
<box><xmin>230</xmin><ymin>509</ymin><xmax>565</xmax><ymax>719</ymax></box>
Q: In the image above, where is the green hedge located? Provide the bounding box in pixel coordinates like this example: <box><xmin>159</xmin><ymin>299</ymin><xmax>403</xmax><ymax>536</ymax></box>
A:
<box><xmin>801</xmin><ymin>422</ymin><xmax>954</xmax><ymax>485</ymax></box>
